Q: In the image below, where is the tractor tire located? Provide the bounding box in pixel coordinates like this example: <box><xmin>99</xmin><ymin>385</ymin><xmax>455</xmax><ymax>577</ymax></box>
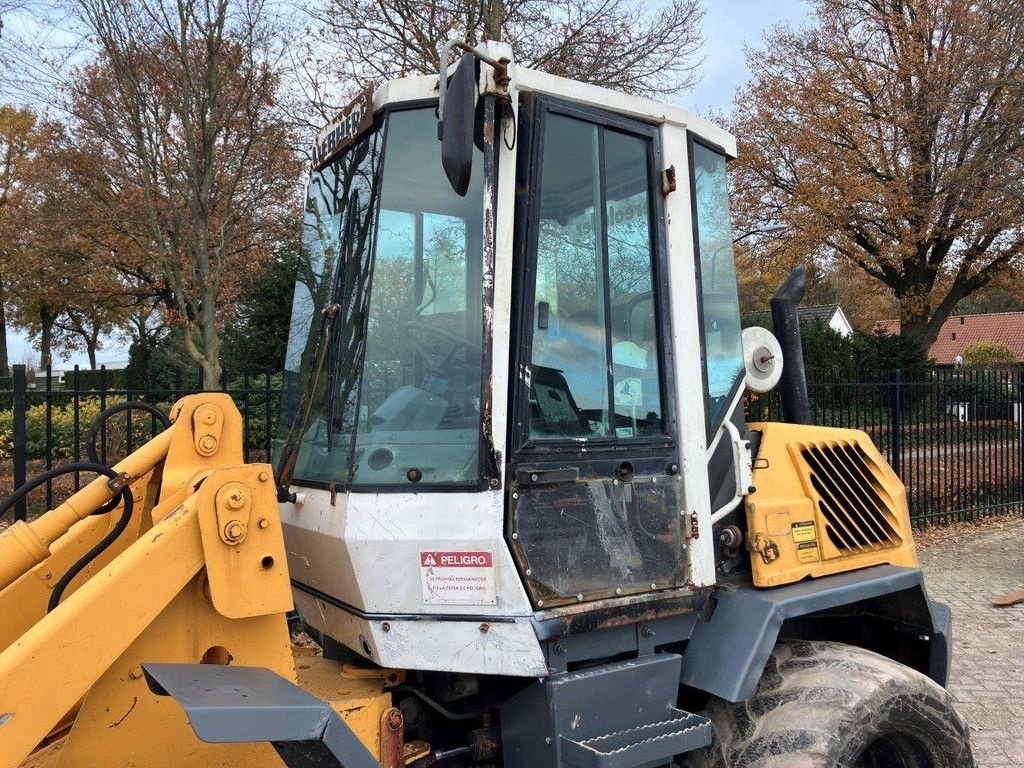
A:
<box><xmin>688</xmin><ymin>640</ymin><xmax>974</xmax><ymax>768</ymax></box>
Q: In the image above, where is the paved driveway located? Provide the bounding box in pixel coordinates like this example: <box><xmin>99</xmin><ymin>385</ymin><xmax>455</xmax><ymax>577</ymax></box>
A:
<box><xmin>920</xmin><ymin>519</ymin><xmax>1024</xmax><ymax>767</ymax></box>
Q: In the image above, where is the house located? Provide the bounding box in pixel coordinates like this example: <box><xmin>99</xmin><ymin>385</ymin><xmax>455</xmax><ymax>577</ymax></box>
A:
<box><xmin>29</xmin><ymin>359</ymin><xmax>131</xmax><ymax>388</ymax></box>
<box><xmin>875</xmin><ymin>312</ymin><xmax>1024</xmax><ymax>366</ymax></box>
<box><xmin>747</xmin><ymin>303</ymin><xmax>855</xmax><ymax>338</ymax></box>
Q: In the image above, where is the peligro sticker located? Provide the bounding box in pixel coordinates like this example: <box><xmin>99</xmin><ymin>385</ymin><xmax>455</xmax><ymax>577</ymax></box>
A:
<box><xmin>420</xmin><ymin>551</ymin><xmax>497</xmax><ymax>605</ymax></box>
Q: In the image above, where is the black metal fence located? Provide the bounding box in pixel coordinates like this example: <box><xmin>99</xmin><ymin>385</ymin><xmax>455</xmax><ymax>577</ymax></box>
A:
<box><xmin>1</xmin><ymin>364</ymin><xmax>280</xmax><ymax>521</ymax></box>
<box><xmin>746</xmin><ymin>368</ymin><xmax>1024</xmax><ymax>526</ymax></box>
<box><xmin>3</xmin><ymin>364</ymin><xmax>1023</xmax><ymax>528</ymax></box>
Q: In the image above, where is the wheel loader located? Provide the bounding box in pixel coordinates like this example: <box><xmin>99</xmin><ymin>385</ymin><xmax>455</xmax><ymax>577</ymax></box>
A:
<box><xmin>0</xmin><ymin>40</ymin><xmax>974</xmax><ymax>768</ymax></box>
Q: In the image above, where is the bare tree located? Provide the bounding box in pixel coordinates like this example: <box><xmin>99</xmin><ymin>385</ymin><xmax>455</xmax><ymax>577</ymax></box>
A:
<box><xmin>299</xmin><ymin>0</ymin><xmax>704</xmax><ymax>126</ymax></box>
<box><xmin>63</xmin><ymin>0</ymin><xmax>301</xmax><ymax>387</ymax></box>
<box><xmin>730</xmin><ymin>0</ymin><xmax>1024</xmax><ymax>349</ymax></box>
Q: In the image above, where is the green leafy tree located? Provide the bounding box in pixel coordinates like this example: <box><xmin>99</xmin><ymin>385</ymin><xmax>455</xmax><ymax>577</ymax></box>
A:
<box><xmin>961</xmin><ymin>342</ymin><xmax>1018</xmax><ymax>370</ymax></box>
<box><xmin>221</xmin><ymin>236</ymin><xmax>302</xmax><ymax>377</ymax></box>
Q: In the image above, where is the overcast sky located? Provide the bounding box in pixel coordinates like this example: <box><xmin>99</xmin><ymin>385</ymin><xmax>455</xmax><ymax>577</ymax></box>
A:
<box><xmin>5</xmin><ymin>0</ymin><xmax>810</xmax><ymax>370</ymax></box>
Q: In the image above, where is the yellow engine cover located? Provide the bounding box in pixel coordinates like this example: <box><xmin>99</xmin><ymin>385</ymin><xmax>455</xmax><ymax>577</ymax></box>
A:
<box><xmin>745</xmin><ymin>422</ymin><xmax>918</xmax><ymax>587</ymax></box>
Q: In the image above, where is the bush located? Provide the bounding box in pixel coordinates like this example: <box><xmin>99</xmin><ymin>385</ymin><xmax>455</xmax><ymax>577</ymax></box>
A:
<box><xmin>961</xmin><ymin>341</ymin><xmax>1018</xmax><ymax>370</ymax></box>
<box><xmin>851</xmin><ymin>331</ymin><xmax>931</xmax><ymax>381</ymax></box>
<box><xmin>0</xmin><ymin>396</ymin><xmax>171</xmax><ymax>461</ymax></box>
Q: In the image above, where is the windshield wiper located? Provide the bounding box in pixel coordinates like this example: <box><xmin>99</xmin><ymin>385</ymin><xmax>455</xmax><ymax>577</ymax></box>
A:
<box><xmin>275</xmin><ymin>192</ymin><xmax>360</xmax><ymax>501</ymax></box>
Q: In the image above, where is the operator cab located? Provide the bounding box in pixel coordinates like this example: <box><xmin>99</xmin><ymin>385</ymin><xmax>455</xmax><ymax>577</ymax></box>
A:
<box><xmin>275</xmin><ymin>43</ymin><xmax>752</xmax><ymax>674</ymax></box>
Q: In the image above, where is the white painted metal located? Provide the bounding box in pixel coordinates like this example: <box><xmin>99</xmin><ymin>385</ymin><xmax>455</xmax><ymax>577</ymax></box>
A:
<box><xmin>660</xmin><ymin>125</ymin><xmax>718</xmax><ymax>588</ymax></box>
<box><xmin>293</xmin><ymin>590</ymin><xmax>548</xmax><ymax>677</ymax></box>
<box><xmin>516</xmin><ymin>67</ymin><xmax>736</xmax><ymax>155</ymax></box>
<box><xmin>709</xmin><ymin>420</ymin><xmax>753</xmax><ymax>525</ymax></box>
<box><xmin>282</xmin><ymin>489</ymin><xmax>533</xmax><ymax>616</ymax></box>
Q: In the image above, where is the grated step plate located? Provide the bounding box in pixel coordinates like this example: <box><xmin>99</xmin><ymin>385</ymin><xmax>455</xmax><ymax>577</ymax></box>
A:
<box><xmin>559</xmin><ymin>708</ymin><xmax>713</xmax><ymax>768</ymax></box>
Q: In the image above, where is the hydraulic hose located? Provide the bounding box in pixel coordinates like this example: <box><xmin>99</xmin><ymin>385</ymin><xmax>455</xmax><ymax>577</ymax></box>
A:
<box><xmin>0</xmin><ymin>462</ymin><xmax>120</xmax><ymax>521</ymax></box>
<box><xmin>86</xmin><ymin>401</ymin><xmax>171</xmax><ymax>465</ymax></box>
<box><xmin>47</xmin><ymin>484</ymin><xmax>133</xmax><ymax>612</ymax></box>
<box><xmin>0</xmin><ymin>462</ymin><xmax>134</xmax><ymax>612</ymax></box>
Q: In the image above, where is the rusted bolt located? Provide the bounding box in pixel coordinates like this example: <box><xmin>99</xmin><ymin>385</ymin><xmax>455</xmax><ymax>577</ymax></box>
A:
<box><xmin>225</xmin><ymin>490</ymin><xmax>246</xmax><ymax>510</ymax></box>
<box><xmin>386</xmin><ymin>708</ymin><xmax>403</xmax><ymax>730</ymax></box>
<box><xmin>129</xmin><ymin>665</ymin><xmax>144</xmax><ymax>680</ymax></box>
<box><xmin>479</xmin><ymin>623</ymin><xmax>489</xmax><ymax>634</ymax></box>
<box><xmin>258</xmin><ymin>470</ymin><xmax>270</xmax><ymax>482</ymax></box>
<box><xmin>381</xmin><ymin>621</ymin><xmax>391</xmax><ymax>632</ymax></box>
<box><xmin>257</xmin><ymin>518</ymin><xmax>269</xmax><ymax>529</ymax></box>
<box><xmin>199</xmin><ymin>435</ymin><xmax>218</xmax><ymax>453</ymax></box>
<box><xmin>223</xmin><ymin>521</ymin><xmax>246</xmax><ymax>543</ymax></box>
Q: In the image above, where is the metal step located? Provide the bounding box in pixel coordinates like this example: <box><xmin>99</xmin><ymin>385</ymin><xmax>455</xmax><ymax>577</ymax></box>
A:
<box><xmin>559</xmin><ymin>708</ymin><xmax>713</xmax><ymax>768</ymax></box>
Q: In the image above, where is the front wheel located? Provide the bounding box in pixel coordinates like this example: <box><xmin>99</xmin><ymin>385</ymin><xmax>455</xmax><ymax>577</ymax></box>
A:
<box><xmin>691</xmin><ymin>640</ymin><xmax>974</xmax><ymax>768</ymax></box>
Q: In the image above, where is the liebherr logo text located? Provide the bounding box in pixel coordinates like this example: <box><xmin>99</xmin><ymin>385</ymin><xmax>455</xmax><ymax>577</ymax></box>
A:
<box><xmin>420</xmin><ymin>551</ymin><xmax>493</xmax><ymax>567</ymax></box>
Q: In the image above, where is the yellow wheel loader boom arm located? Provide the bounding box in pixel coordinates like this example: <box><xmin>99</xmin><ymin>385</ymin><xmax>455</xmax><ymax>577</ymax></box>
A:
<box><xmin>0</xmin><ymin>395</ymin><xmax>299</xmax><ymax>768</ymax></box>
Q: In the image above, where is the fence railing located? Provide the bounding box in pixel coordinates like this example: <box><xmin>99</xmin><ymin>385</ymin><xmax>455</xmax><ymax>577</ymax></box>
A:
<box><xmin>1</xmin><ymin>364</ymin><xmax>281</xmax><ymax>521</ymax></box>
<box><xmin>746</xmin><ymin>368</ymin><xmax>1024</xmax><ymax>526</ymax></box>
<box><xmin>4</xmin><ymin>364</ymin><xmax>1024</xmax><ymax>528</ymax></box>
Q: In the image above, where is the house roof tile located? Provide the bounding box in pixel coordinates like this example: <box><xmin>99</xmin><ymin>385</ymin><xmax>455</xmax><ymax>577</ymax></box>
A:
<box><xmin>875</xmin><ymin>312</ymin><xmax>1024</xmax><ymax>364</ymax></box>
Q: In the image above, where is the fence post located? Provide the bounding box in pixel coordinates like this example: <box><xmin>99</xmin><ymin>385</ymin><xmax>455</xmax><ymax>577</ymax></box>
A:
<box><xmin>1018</xmin><ymin>368</ymin><xmax>1024</xmax><ymax>510</ymax></box>
<box><xmin>889</xmin><ymin>369</ymin><xmax>902</xmax><ymax>476</ymax></box>
<box><xmin>12</xmin><ymin>364</ymin><xmax>27</xmax><ymax>521</ymax></box>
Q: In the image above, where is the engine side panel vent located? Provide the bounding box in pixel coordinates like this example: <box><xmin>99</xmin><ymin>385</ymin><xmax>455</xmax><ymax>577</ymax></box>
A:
<box><xmin>799</xmin><ymin>441</ymin><xmax>903</xmax><ymax>554</ymax></box>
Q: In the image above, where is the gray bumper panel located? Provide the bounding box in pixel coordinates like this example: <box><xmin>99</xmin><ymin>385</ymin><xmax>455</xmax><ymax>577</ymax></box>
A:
<box><xmin>679</xmin><ymin>565</ymin><xmax>948</xmax><ymax>703</ymax></box>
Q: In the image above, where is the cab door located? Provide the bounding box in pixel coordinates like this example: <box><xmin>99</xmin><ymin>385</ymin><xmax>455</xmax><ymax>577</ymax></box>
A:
<box><xmin>507</xmin><ymin>97</ymin><xmax>683</xmax><ymax>608</ymax></box>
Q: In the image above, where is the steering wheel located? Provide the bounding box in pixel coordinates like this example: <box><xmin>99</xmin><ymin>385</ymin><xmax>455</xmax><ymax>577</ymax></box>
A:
<box><xmin>405</xmin><ymin>321</ymin><xmax>482</xmax><ymax>378</ymax></box>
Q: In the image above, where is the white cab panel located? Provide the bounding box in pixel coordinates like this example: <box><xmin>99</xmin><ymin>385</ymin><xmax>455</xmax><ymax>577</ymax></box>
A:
<box><xmin>293</xmin><ymin>589</ymin><xmax>548</xmax><ymax>677</ymax></box>
<box><xmin>282</xmin><ymin>487</ymin><xmax>534</xmax><ymax>617</ymax></box>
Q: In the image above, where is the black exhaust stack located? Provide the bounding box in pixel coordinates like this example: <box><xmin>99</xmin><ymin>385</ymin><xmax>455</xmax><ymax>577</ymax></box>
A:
<box><xmin>770</xmin><ymin>265</ymin><xmax>811</xmax><ymax>424</ymax></box>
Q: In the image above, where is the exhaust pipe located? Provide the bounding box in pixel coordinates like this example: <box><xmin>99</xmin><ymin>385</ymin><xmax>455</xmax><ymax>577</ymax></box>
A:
<box><xmin>770</xmin><ymin>265</ymin><xmax>811</xmax><ymax>424</ymax></box>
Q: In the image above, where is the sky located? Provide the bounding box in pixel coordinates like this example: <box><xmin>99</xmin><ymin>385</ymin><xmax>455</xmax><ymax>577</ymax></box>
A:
<box><xmin>4</xmin><ymin>0</ymin><xmax>810</xmax><ymax>371</ymax></box>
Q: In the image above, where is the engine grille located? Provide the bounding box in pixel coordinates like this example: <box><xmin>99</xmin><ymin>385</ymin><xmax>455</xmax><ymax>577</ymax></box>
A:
<box><xmin>800</xmin><ymin>441</ymin><xmax>903</xmax><ymax>553</ymax></box>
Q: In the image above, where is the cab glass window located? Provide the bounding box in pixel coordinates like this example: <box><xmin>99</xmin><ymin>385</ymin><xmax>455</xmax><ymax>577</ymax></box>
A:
<box><xmin>692</xmin><ymin>140</ymin><xmax>744</xmax><ymax>429</ymax></box>
<box><xmin>528</xmin><ymin>112</ymin><xmax>663</xmax><ymax>440</ymax></box>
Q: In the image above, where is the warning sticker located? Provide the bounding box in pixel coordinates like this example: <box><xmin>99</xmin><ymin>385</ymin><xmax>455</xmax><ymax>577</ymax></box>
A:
<box><xmin>791</xmin><ymin>521</ymin><xmax>817</xmax><ymax>543</ymax></box>
<box><xmin>797</xmin><ymin>541</ymin><xmax>820</xmax><ymax>563</ymax></box>
<box><xmin>420</xmin><ymin>551</ymin><xmax>497</xmax><ymax>606</ymax></box>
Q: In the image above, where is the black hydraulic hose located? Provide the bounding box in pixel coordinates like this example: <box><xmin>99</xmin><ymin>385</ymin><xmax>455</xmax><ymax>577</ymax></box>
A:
<box><xmin>47</xmin><ymin>484</ymin><xmax>133</xmax><ymax>613</ymax></box>
<box><xmin>86</xmin><ymin>401</ymin><xmax>171</xmax><ymax>465</ymax></box>
<box><xmin>0</xmin><ymin>461</ymin><xmax>134</xmax><ymax>612</ymax></box>
<box><xmin>0</xmin><ymin>462</ymin><xmax>119</xmax><ymax>521</ymax></box>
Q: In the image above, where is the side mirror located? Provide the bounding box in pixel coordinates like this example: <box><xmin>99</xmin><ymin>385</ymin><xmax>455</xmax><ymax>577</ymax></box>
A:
<box><xmin>438</xmin><ymin>53</ymin><xmax>477</xmax><ymax>197</ymax></box>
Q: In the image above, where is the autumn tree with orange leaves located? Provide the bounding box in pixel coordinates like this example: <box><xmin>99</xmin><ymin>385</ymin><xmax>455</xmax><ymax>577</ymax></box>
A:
<box><xmin>62</xmin><ymin>0</ymin><xmax>301</xmax><ymax>387</ymax></box>
<box><xmin>731</xmin><ymin>0</ymin><xmax>1024</xmax><ymax>349</ymax></box>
